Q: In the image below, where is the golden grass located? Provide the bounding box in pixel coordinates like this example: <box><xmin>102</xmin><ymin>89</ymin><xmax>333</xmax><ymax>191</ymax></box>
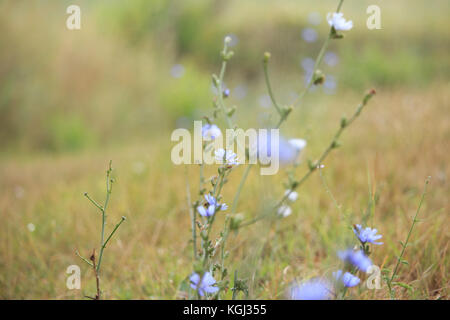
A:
<box><xmin>0</xmin><ymin>83</ymin><xmax>448</xmax><ymax>299</ymax></box>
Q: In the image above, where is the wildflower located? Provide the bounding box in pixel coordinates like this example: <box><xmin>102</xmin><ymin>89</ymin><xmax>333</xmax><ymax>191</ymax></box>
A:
<box><xmin>27</xmin><ymin>223</ymin><xmax>35</xmax><ymax>232</ymax></box>
<box><xmin>353</xmin><ymin>224</ymin><xmax>383</xmax><ymax>245</ymax></box>
<box><xmin>302</xmin><ymin>28</ymin><xmax>318</xmax><ymax>43</ymax></box>
<box><xmin>223</xmin><ymin>88</ymin><xmax>230</xmax><ymax>98</ymax></box>
<box><xmin>202</xmin><ymin>124</ymin><xmax>222</xmax><ymax>140</ymax></box>
<box><xmin>338</xmin><ymin>249</ymin><xmax>373</xmax><ymax>273</ymax></box>
<box><xmin>214</xmin><ymin>148</ymin><xmax>239</xmax><ymax>166</ymax></box>
<box><xmin>170</xmin><ymin>64</ymin><xmax>185</xmax><ymax>78</ymax></box>
<box><xmin>204</xmin><ymin>194</ymin><xmax>228</xmax><ymax>211</ymax></box>
<box><xmin>257</xmin><ymin>134</ymin><xmax>305</xmax><ymax>165</ymax></box>
<box><xmin>324</xmin><ymin>51</ymin><xmax>339</xmax><ymax>67</ymax></box>
<box><xmin>277</xmin><ymin>205</ymin><xmax>292</xmax><ymax>217</ymax></box>
<box><xmin>288</xmin><ymin>139</ymin><xmax>307</xmax><ymax>153</ymax></box>
<box><xmin>190</xmin><ymin>272</ymin><xmax>219</xmax><ymax>296</ymax></box>
<box><xmin>290</xmin><ymin>278</ymin><xmax>332</xmax><ymax>300</ymax></box>
<box><xmin>285</xmin><ymin>190</ymin><xmax>298</xmax><ymax>202</ymax></box>
<box><xmin>327</xmin><ymin>12</ymin><xmax>353</xmax><ymax>31</ymax></box>
<box><xmin>333</xmin><ymin>270</ymin><xmax>360</xmax><ymax>288</ymax></box>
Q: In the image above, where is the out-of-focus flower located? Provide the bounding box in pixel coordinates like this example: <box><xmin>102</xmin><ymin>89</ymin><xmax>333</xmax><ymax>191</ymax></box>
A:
<box><xmin>338</xmin><ymin>249</ymin><xmax>373</xmax><ymax>272</ymax></box>
<box><xmin>308</xmin><ymin>12</ymin><xmax>321</xmax><ymax>25</ymax></box>
<box><xmin>327</xmin><ymin>12</ymin><xmax>353</xmax><ymax>31</ymax></box>
<box><xmin>257</xmin><ymin>134</ymin><xmax>306</xmax><ymax>166</ymax></box>
<box><xmin>233</xmin><ymin>85</ymin><xmax>247</xmax><ymax>100</ymax></box>
<box><xmin>285</xmin><ymin>190</ymin><xmax>298</xmax><ymax>202</ymax></box>
<box><xmin>288</xmin><ymin>139</ymin><xmax>307</xmax><ymax>153</ymax></box>
<box><xmin>224</xmin><ymin>33</ymin><xmax>239</xmax><ymax>47</ymax></box>
<box><xmin>301</xmin><ymin>57</ymin><xmax>315</xmax><ymax>72</ymax></box>
<box><xmin>190</xmin><ymin>272</ymin><xmax>219</xmax><ymax>296</ymax></box>
<box><xmin>223</xmin><ymin>88</ymin><xmax>230</xmax><ymax>98</ymax></box>
<box><xmin>202</xmin><ymin>124</ymin><xmax>222</xmax><ymax>140</ymax></box>
<box><xmin>170</xmin><ymin>64</ymin><xmax>185</xmax><ymax>78</ymax></box>
<box><xmin>333</xmin><ymin>270</ymin><xmax>360</xmax><ymax>287</ymax></box>
<box><xmin>215</xmin><ymin>148</ymin><xmax>239</xmax><ymax>166</ymax></box>
<box><xmin>277</xmin><ymin>205</ymin><xmax>292</xmax><ymax>217</ymax></box>
<box><xmin>290</xmin><ymin>278</ymin><xmax>332</xmax><ymax>300</ymax></box>
<box><xmin>27</xmin><ymin>223</ymin><xmax>35</xmax><ymax>232</ymax></box>
<box><xmin>323</xmin><ymin>75</ymin><xmax>337</xmax><ymax>95</ymax></box>
<box><xmin>353</xmin><ymin>224</ymin><xmax>383</xmax><ymax>245</ymax></box>
<box><xmin>258</xmin><ymin>94</ymin><xmax>271</xmax><ymax>108</ymax></box>
<box><xmin>324</xmin><ymin>52</ymin><xmax>339</xmax><ymax>67</ymax></box>
<box><xmin>302</xmin><ymin>27</ymin><xmax>318</xmax><ymax>42</ymax></box>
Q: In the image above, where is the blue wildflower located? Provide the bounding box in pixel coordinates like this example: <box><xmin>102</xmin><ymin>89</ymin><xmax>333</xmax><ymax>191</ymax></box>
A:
<box><xmin>290</xmin><ymin>278</ymin><xmax>332</xmax><ymax>300</ymax></box>
<box><xmin>202</xmin><ymin>124</ymin><xmax>222</xmax><ymax>140</ymax></box>
<box><xmin>333</xmin><ymin>270</ymin><xmax>360</xmax><ymax>288</ymax></box>
<box><xmin>353</xmin><ymin>224</ymin><xmax>383</xmax><ymax>245</ymax></box>
<box><xmin>190</xmin><ymin>272</ymin><xmax>219</xmax><ymax>296</ymax></box>
<box><xmin>204</xmin><ymin>194</ymin><xmax>228</xmax><ymax>211</ymax></box>
<box><xmin>257</xmin><ymin>133</ymin><xmax>306</xmax><ymax>166</ymax></box>
<box><xmin>338</xmin><ymin>249</ymin><xmax>373</xmax><ymax>273</ymax></box>
<box><xmin>214</xmin><ymin>148</ymin><xmax>239</xmax><ymax>166</ymax></box>
<box><xmin>197</xmin><ymin>195</ymin><xmax>227</xmax><ymax>217</ymax></box>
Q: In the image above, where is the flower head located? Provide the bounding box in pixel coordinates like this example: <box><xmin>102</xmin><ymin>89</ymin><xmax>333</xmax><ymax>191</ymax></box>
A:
<box><xmin>353</xmin><ymin>224</ymin><xmax>383</xmax><ymax>245</ymax></box>
<box><xmin>338</xmin><ymin>249</ymin><xmax>373</xmax><ymax>273</ymax></box>
<box><xmin>327</xmin><ymin>12</ymin><xmax>353</xmax><ymax>31</ymax></box>
<box><xmin>333</xmin><ymin>270</ymin><xmax>360</xmax><ymax>288</ymax></box>
<box><xmin>202</xmin><ymin>124</ymin><xmax>222</xmax><ymax>140</ymax></box>
<box><xmin>204</xmin><ymin>194</ymin><xmax>228</xmax><ymax>211</ymax></box>
<box><xmin>290</xmin><ymin>278</ymin><xmax>332</xmax><ymax>300</ymax></box>
<box><xmin>277</xmin><ymin>205</ymin><xmax>292</xmax><ymax>218</ymax></box>
<box><xmin>190</xmin><ymin>272</ymin><xmax>219</xmax><ymax>296</ymax></box>
<box><xmin>215</xmin><ymin>148</ymin><xmax>239</xmax><ymax>166</ymax></box>
<box><xmin>257</xmin><ymin>134</ymin><xmax>306</xmax><ymax>165</ymax></box>
<box><xmin>285</xmin><ymin>190</ymin><xmax>298</xmax><ymax>202</ymax></box>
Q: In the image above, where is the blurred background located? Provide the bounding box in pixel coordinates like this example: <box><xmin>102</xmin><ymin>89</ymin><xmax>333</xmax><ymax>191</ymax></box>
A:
<box><xmin>0</xmin><ymin>0</ymin><xmax>448</xmax><ymax>299</ymax></box>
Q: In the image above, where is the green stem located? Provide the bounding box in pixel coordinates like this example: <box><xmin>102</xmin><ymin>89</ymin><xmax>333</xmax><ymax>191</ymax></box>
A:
<box><xmin>240</xmin><ymin>89</ymin><xmax>375</xmax><ymax>228</ymax></box>
<box><xmin>387</xmin><ymin>177</ymin><xmax>430</xmax><ymax>298</ymax></box>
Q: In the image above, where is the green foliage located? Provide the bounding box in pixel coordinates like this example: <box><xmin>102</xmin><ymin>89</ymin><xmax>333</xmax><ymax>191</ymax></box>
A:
<box><xmin>48</xmin><ymin>114</ymin><xmax>97</xmax><ymax>152</ymax></box>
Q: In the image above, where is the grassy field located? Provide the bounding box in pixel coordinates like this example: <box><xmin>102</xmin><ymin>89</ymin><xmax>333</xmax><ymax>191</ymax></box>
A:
<box><xmin>0</xmin><ymin>0</ymin><xmax>449</xmax><ymax>299</ymax></box>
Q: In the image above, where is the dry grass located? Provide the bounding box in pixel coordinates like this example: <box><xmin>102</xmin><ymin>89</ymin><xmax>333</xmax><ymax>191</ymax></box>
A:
<box><xmin>0</xmin><ymin>83</ymin><xmax>448</xmax><ymax>299</ymax></box>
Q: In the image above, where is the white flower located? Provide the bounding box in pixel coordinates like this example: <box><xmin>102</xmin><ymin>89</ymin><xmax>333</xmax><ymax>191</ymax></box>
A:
<box><xmin>288</xmin><ymin>139</ymin><xmax>307</xmax><ymax>153</ymax></box>
<box><xmin>214</xmin><ymin>148</ymin><xmax>239</xmax><ymax>166</ymax></box>
<box><xmin>202</xmin><ymin>124</ymin><xmax>222</xmax><ymax>140</ymax></box>
<box><xmin>285</xmin><ymin>190</ymin><xmax>298</xmax><ymax>202</ymax></box>
<box><xmin>327</xmin><ymin>12</ymin><xmax>353</xmax><ymax>31</ymax></box>
<box><xmin>27</xmin><ymin>223</ymin><xmax>35</xmax><ymax>232</ymax></box>
<box><xmin>277</xmin><ymin>205</ymin><xmax>292</xmax><ymax>217</ymax></box>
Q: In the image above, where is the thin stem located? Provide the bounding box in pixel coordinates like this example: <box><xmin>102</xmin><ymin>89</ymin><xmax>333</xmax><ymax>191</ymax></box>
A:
<box><xmin>97</xmin><ymin>161</ymin><xmax>113</xmax><ymax>273</ymax></box>
<box><xmin>387</xmin><ymin>177</ymin><xmax>430</xmax><ymax>298</ymax></box>
<box><xmin>102</xmin><ymin>216</ymin><xmax>126</xmax><ymax>249</ymax></box>
<box><xmin>76</xmin><ymin>250</ymin><xmax>93</xmax><ymax>267</ymax></box>
<box><xmin>263</xmin><ymin>57</ymin><xmax>282</xmax><ymax>116</ymax></box>
<box><xmin>186</xmin><ymin>167</ymin><xmax>197</xmax><ymax>260</ymax></box>
<box><xmin>240</xmin><ymin>89</ymin><xmax>376</xmax><ymax>228</ymax></box>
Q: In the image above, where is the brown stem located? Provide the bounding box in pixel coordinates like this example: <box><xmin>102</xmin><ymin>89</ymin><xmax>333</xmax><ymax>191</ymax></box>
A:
<box><xmin>90</xmin><ymin>249</ymin><xmax>101</xmax><ymax>300</ymax></box>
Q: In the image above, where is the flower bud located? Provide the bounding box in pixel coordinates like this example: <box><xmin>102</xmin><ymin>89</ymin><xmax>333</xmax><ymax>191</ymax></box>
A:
<box><xmin>263</xmin><ymin>52</ymin><xmax>271</xmax><ymax>64</ymax></box>
<box><xmin>313</xmin><ymin>70</ymin><xmax>325</xmax><ymax>85</ymax></box>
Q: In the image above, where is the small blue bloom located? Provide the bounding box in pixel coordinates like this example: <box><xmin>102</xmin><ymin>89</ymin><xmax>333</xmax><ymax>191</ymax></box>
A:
<box><xmin>202</xmin><ymin>124</ymin><xmax>222</xmax><ymax>140</ymax></box>
<box><xmin>197</xmin><ymin>204</ymin><xmax>216</xmax><ymax>217</ymax></box>
<box><xmin>190</xmin><ymin>272</ymin><xmax>219</xmax><ymax>296</ymax></box>
<box><xmin>223</xmin><ymin>88</ymin><xmax>230</xmax><ymax>98</ymax></box>
<box><xmin>197</xmin><ymin>195</ymin><xmax>227</xmax><ymax>217</ymax></box>
<box><xmin>290</xmin><ymin>278</ymin><xmax>332</xmax><ymax>300</ymax></box>
<box><xmin>333</xmin><ymin>270</ymin><xmax>360</xmax><ymax>288</ymax></box>
<box><xmin>204</xmin><ymin>194</ymin><xmax>228</xmax><ymax>211</ymax></box>
<box><xmin>353</xmin><ymin>224</ymin><xmax>383</xmax><ymax>245</ymax></box>
<box><xmin>338</xmin><ymin>249</ymin><xmax>373</xmax><ymax>273</ymax></box>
